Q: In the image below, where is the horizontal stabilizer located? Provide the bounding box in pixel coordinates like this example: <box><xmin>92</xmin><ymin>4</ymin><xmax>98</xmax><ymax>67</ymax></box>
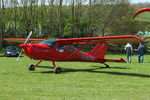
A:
<box><xmin>102</xmin><ymin>58</ymin><xmax>126</xmax><ymax>63</ymax></box>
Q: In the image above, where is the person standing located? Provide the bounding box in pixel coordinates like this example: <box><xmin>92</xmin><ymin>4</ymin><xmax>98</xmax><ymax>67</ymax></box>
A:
<box><xmin>138</xmin><ymin>43</ymin><xmax>145</xmax><ymax>63</ymax></box>
<box><xmin>125</xmin><ymin>43</ymin><xmax>133</xmax><ymax>63</ymax></box>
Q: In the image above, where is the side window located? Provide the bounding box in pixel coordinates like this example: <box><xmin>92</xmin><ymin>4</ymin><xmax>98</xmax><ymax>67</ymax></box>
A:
<box><xmin>47</xmin><ymin>41</ymin><xmax>57</xmax><ymax>48</ymax></box>
<box><xmin>69</xmin><ymin>45</ymin><xmax>75</xmax><ymax>52</ymax></box>
<box><xmin>56</xmin><ymin>44</ymin><xmax>66</xmax><ymax>53</ymax></box>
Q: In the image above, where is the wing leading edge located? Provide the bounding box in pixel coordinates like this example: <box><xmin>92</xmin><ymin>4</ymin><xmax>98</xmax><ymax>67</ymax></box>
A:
<box><xmin>4</xmin><ymin>35</ymin><xmax>144</xmax><ymax>44</ymax></box>
<box><xmin>56</xmin><ymin>35</ymin><xmax>145</xmax><ymax>44</ymax></box>
<box><xmin>3</xmin><ymin>38</ymin><xmax>47</xmax><ymax>43</ymax></box>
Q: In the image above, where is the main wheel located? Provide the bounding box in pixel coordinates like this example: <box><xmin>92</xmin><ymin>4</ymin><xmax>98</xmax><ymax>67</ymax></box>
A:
<box><xmin>28</xmin><ymin>64</ymin><xmax>35</xmax><ymax>71</ymax></box>
<box><xmin>54</xmin><ymin>67</ymin><xmax>62</xmax><ymax>74</ymax></box>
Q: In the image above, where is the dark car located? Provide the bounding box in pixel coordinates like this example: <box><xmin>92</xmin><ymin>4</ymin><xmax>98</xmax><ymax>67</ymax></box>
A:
<box><xmin>5</xmin><ymin>46</ymin><xmax>19</xmax><ymax>57</ymax></box>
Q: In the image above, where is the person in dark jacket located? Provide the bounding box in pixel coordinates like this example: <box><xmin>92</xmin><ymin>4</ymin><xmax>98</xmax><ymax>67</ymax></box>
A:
<box><xmin>124</xmin><ymin>43</ymin><xmax>133</xmax><ymax>63</ymax></box>
<box><xmin>138</xmin><ymin>43</ymin><xmax>145</xmax><ymax>63</ymax></box>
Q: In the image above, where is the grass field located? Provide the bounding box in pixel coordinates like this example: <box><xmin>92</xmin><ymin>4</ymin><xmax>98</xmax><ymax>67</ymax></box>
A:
<box><xmin>0</xmin><ymin>53</ymin><xmax>150</xmax><ymax>100</ymax></box>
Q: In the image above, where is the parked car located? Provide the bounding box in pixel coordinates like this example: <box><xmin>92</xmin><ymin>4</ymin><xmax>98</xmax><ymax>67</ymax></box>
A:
<box><xmin>5</xmin><ymin>46</ymin><xmax>19</xmax><ymax>57</ymax></box>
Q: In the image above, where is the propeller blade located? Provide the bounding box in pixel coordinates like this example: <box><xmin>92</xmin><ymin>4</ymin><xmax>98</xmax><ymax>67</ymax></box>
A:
<box><xmin>24</xmin><ymin>31</ymin><xmax>32</xmax><ymax>44</ymax></box>
<box><xmin>16</xmin><ymin>50</ymin><xmax>22</xmax><ymax>61</ymax></box>
<box><xmin>16</xmin><ymin>31</ymin><xmax>32</xmax><ymax>61</ymax></box>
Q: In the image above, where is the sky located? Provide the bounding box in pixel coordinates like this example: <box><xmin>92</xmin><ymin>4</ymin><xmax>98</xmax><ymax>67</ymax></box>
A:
<box><xmin>130</xmin><ymin>0</ymin><xmax>150</xmax><ymax>3</ymax></box>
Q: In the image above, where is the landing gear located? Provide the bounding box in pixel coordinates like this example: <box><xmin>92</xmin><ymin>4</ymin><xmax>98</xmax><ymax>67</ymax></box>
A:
<box><xmin>28</xmin><ymin>60</ymin><xmax>42</xmax><ymax>71</ymax></box>
<box><xmin>28</xmin><ymin>64</ymin><xmax>35</xmax><ymax>71</ymax></box>
<box><xmin>54</xmin><ymin>67</ymin><xmax>62</xmax><ymax>74</ymax></box>
<box><xmin>104</xmin><ymin>63</ymin><xmax>109</xmax><ymax>68</ymax></box>
<box><xmin>52</xmin><ymin>61</ymin><xmax>62</xmax><ymax>74</ymax></box>
<box><xmin>28</xmin><ymin>60</ymin><xmax>62</xmax><ymax>73</ymax></box>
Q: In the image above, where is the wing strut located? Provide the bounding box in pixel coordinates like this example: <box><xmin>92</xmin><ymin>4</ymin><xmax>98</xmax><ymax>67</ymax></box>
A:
<box><xmin>64</xmin><ymin>42</ymin><xmax>90</xmax><ymax>60</ymax></box>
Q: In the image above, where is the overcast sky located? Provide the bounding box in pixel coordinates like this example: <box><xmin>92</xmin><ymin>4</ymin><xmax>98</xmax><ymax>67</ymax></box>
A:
<box><xmin>130</xmin><ymin>0</ymin><xmax>150</xmax><ymax>3</ymax></box>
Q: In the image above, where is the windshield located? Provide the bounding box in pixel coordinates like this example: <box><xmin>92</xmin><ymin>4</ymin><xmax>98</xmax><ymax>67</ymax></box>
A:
<box><xmin>40</xmin><ymin>40</ymin><xmax>57</xmax><ymax>48</ymax></box>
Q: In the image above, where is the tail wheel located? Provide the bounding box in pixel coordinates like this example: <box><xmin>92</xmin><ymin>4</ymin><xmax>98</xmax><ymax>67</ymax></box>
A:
<box><xmin>28</xmin><ymin>64</ymin><xmax>35</xmax><ymax>71</ymax></box>
<box><xmin>54</xmin><ymin>67</ymin><xmax>62</xmax><ymax>74</ymax></box>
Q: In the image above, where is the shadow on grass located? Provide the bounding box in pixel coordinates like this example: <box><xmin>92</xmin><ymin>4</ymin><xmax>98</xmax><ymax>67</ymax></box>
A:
<box><xmin>37</xmin><ymin>66</ymin><xmax>130</xmax><ymax>70</ymax></box>
<box><xmin>92</xmin><ymin>66</ymin><xmax>130</xmax><ymax>69</ymax></box>
<box><xmin>0</xmin><ymin>55</ymin><xmax>5</xmax><ymax>57</ymax></box>
<box><xmin>33</xmin><ymin>66</ymin><xmax>150</xmax><ymax>78</ymax></box>
<box><xmin>0</xmin><ymin>55</ymin><xmax>23</xmax><ymax>57</ymax></box>
<box><xmin>38</xmin><ymin>66</ymin><xmax>53</xmax><ymax>69</ymax></box>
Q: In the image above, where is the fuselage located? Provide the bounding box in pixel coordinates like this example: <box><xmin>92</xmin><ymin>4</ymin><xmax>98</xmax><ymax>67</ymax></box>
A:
<box><xmin>19</xmin><ymin>40</ymin><xmax>103</xmax><ymax>62</ymax></box>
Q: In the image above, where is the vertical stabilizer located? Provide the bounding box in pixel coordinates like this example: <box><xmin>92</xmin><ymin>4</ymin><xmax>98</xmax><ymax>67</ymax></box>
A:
<box><xmin>87</xmin><ymin>43</ymin><xmax>108</xmax><ymax>58</ymax></box>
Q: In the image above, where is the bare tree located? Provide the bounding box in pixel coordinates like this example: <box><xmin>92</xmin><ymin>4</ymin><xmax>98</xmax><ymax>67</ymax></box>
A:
<box><xmin>11</xmin><ymin>0</ymin><xmax>19</xmax><ymax>36</ymax></box>
<box><xmin>0</xmin><ymin>0</ymin><xmax>7</xmax><ymax>47</ymax></box>
<box><xmin>54</xmin><ymin>0</ymin><xmax>63</xmax><ymax>36</ymax></box>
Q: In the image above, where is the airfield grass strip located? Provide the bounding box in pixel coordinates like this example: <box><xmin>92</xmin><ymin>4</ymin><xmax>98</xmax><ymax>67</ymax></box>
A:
<box><xmin>0</xmin><ymin>54</ymin><xmax>150</xmax><ymax>100</ymax></box>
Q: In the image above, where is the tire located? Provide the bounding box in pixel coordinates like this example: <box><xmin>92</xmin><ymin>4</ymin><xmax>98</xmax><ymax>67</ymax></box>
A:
<box><xmin>54</xmin><ymin>67</ymin><xmax>62</xmax><ymax>74</ymax></box>
<box><xmin>28</xmin><ymin>64</ymin><xmax>35</xmax><ymax>71</ymax></box>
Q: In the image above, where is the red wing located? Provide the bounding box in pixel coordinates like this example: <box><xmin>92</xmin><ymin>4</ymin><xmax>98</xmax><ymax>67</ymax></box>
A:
<box><xmin>4</xmin><ymin>35</ymin><xmax>144</xmax><ymax>44</ymax></box>
<box><xmin>3</xmin><ymin>38</ymin><xmax>47</xmax><ymax>43</ymax></box>
<box><xmin>133</xmin><ymin>8</ymin><xmax>150</xmax><ymax>22</ymax></box>
<box><xmin>56</xmin><ymin>35</ymin><xmax>144</xmax><ymax>44</ymax></box>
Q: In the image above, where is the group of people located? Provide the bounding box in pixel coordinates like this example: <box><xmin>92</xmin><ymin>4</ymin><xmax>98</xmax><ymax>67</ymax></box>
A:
<box><xmin>124</xmin><ymin>43</ymin><xmax>145</xmax><ymax>63</ymax></box>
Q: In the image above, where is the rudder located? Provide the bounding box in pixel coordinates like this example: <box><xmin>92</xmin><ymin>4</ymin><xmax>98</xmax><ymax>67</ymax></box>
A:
<box><xmin>87</xmin><ymin>43</ymin><xmax>108</xmax><ymax>58</ymax></box>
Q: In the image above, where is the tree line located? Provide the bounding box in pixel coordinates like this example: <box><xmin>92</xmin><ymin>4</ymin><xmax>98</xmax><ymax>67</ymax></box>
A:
<box><xmin>0</xmin><ymin>0</ymin><xmax>150</xmax><ymax>48</ymax></box>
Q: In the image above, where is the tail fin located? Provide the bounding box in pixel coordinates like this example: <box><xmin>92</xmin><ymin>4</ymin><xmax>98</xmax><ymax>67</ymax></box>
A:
<box><xmin>87</xmin><ymin>43</ymin><xmax>108</xmax><ymax>58</ymax></box>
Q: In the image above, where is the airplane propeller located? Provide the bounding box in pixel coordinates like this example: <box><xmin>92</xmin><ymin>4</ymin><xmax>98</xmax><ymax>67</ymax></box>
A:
<box><xmin>16</xmin><ymin>31</ymin><xmax>33</xmax><ymax>61</ymax></box>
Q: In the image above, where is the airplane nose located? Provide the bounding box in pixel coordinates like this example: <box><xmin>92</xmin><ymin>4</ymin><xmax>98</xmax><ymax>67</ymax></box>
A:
<box><xmin>19</xmin><ymin>44</ymin><xmax>27</xmax><ymax>49</ymax></box>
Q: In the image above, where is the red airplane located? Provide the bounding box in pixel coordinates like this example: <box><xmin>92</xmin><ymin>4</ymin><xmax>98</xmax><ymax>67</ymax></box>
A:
<box><xmin>4</xmin><ymin>34</ymin><xmax>144</xmax><ymax>73</ymax></box>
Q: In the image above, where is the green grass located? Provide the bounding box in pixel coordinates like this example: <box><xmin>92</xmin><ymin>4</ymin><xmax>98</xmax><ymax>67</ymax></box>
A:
<box><xmin>0</xmin><ymin>54</ymin><xmax>150</xmax><ymax>100</ymax></box>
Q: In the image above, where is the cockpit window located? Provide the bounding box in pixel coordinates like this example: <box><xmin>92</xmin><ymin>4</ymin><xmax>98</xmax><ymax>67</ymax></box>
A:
<box><xmin>56</xmin><ymin>44</ymin><xmax>75</xmax><ymax>53</ymax></box>
<box><xmin>40</xmin><ymin>40</ymin><xmax>57</xmax><ymax>48</ymax></box>
<box><xmin>56</xmin><ymin>44</ymin><xmax>66</xmax><ymax>53</ymax></box>
<box><xmin>69</xmin><ymin>45</ymin><xmax>75</xmax><ymax>52</ymax></box>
